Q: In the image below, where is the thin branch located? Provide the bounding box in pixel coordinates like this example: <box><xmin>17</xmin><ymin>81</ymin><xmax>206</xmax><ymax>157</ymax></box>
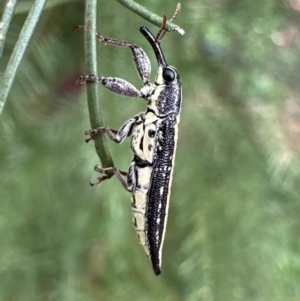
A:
<box><xmin>0</xmin><ymin>0</ymin><xmax>48</xmax><ymax>115</ymax></box>
<box><xmin>116</xmin><ymin>0</ymin><xmax>185</xmax><ymax>35</ymax></box>
<box><xmin>15</xmin><ymin>0</ymin><xmax>81</xmax><ymax>14</ymax></box>
<box><xmin>84</xmin><ymin>0</ymin><xmax>114</xmax><ymax>167</ymax></box>
<box><xmin>0</xmin><ymin>0</ymin><xmax>18</xmax><ymax>58</ymax></box>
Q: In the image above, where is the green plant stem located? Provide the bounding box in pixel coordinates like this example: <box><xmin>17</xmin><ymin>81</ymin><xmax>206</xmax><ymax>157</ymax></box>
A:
<box><xmin>0</xmin><ymin>0</ymin><xmax>48</xmax><ymax>115</ymax></box>
<box><xmin>0</xmin><ymin>0</ymin><xmax>18</xmax><ymax>57</ymax></box>
<box><xmin>14</xmin><ymin>0</ymin><xmax>81</xmax><ymax>14</ymax></box>
<box><xmin>116</xmin><ymin>0</ymin><xmax>185</xmax><ymax>35</ymax></box>
<box><xmin>84</xmin><ymin>0</ymin><xmax>114</xmax><ymax>167</ymax></box>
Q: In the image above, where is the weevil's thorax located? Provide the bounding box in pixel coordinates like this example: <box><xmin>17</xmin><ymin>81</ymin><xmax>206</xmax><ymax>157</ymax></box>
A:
<box><xmin>141</xmin><ymin>66</ymin><xmax>181</xmax><ymax>117</ymax></box>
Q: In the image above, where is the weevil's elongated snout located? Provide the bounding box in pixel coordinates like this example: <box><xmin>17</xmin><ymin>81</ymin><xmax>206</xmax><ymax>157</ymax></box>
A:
<box><xmin>140</xmin><ymin>27</ymin><xmax>167</xmax><ymax>68</ymax></box>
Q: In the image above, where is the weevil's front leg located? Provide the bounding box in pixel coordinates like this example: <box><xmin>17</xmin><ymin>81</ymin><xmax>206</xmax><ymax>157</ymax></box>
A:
<box><xmin>92</xmin><ymin>166</ymin><xmax>133</xmax><ymax>192</ymax></box>
<box><xmin>85</xmin><ymin>116</ymin><xmax>138</xmax><ymax>143</ymax></box>
<box><xmin>77</xmin><ymin>75</ymin><xmax>143</xmax><ymax>98</ymax></box>
<box><xmin>74</xmin><ymin>26</ymin><xmax>150</xmax><ymax>84</ymax></box>
<box><xmin>96</xmin><ymin>33</ymin><xmax>151</xmax><ymax>84</ymax></box>
<box><xmin>77</xmin><ymin>33</ymin><xmax>151</xmax><ymax>96</ymax></box>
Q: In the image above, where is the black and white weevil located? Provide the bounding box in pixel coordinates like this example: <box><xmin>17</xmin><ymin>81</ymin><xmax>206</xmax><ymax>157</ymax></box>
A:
<box><xmin>80</xmin><ymin>27</ymin><xmax>182</xmax><ymax>275</ymax></box>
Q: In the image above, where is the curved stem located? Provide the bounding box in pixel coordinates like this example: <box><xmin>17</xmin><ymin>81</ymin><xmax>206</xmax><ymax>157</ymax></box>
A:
<box><xmin>84</xmin><ymin>0</ymin><xmax>114</xmax><ymax>167</ymax></box>
<box><xmin>0</xmin><ymin>0</ymin><xmax>18</xmax><ymax>58</ymax></box>
<box><xmin>116</xmin><ymin>0</ymin><xmax>185</xmax><ymax>35</ymax></box>
<box><xmin>0</xmin><ymin>0</ymin><xmax>48</xmax><ymax>115</ymax></box>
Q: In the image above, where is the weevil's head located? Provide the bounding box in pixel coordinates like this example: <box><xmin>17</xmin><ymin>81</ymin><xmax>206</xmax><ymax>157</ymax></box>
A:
<box><xmin>140</xmin><ymin>27</ymin><xmax>182</xmax><ymax>116</ymax></box>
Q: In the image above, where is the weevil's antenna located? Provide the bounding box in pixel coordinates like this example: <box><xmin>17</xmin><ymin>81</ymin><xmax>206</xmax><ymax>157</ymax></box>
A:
<box><xmin>155</xmin><ymin>3</ymin><xmax>182</xmax><ymax>42</ymax></box>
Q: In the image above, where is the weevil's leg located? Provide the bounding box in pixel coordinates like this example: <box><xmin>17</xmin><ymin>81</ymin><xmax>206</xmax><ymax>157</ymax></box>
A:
<box><xmin>85</xmin><ymin>116</ymin><xmax>138</xmax><ymax>143</ymax></box>
<box><xmin>155</xmin><ymin>15</ymin><xmax>167</xmax><ymax>42</ymax></box>
<box><xmin>96</xmin><ymin>33</ymin><xmax>151</xmax><ymax>84</ymax></box>
<box><xmin>85</xmin><ymin>127</ymin><xmax>118</xmax><ymax>143</ymax></box>
<box><xmin>93</xmin><ymin>166</ymin><xmax>133</xmax><ymax>192</ymax></box>
<box><xmin>77</xmin><ymin>75</ymin><xmax>143</xmax><ymax>98</ymax></box>
<box><xmin>156</xmin><ymin>3</ymin><xmax>182</xmax><ymax>42</ymax></box>
<box><xmin>90</xmin><ymin>173</ymin><xmax>112</xmax><ymax>186</ymax></box>
<box><xmin>73</xmin><ymin>25</ymin><xmax>84</xmax><ymax>31</ymax></box>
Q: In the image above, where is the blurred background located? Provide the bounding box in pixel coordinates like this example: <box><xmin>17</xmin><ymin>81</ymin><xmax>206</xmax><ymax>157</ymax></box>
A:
<box><xmin>1</xmin><ymin>0</ymin><xmax>300</xmax><ymax>300</ymax></box>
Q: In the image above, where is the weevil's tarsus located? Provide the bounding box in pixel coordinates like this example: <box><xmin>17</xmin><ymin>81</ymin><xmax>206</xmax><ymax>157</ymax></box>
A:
<box><xmin>96</xmin><ymin>32</ymin><xmax>106</xmax><ymax>44</ymax></box>
<box><xmin>73</xmin><ymin>25</ymin><xmax>85</xmax><ymax>31</ymax></box>
<box><xmin>155</xmin><ymin>3</ymin><xmax>182</xmax><ymax>42</ymax></box>
<box><xmin>76</xmin><ymin>74</ymin><xmax>102</xmax><ymax>85</ymax></box>
<box><xmin>155</xmin><ymin>15</ymin><xmax>167</xmax><ymax>43</ymax></box>
<box><xmin>85</xmin><ymin>127</ymin><xmax>118</xmax><ymax>143</ymax></box>
<box><xmin>90</xmin><ymin>174</ymin><xmax>111</xmax><ymax>187</ymax></box>
<box><xmin>93</xmin><ymin>166</ymin><xmax>131</xmax><ymax>191</ymax></box>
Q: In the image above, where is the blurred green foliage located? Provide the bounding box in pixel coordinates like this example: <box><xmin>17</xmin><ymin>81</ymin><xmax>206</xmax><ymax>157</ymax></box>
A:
<box><xmin>1</xmin><ymin>0</ymin><xmax>300</xmax><ymax>300</ymax></box>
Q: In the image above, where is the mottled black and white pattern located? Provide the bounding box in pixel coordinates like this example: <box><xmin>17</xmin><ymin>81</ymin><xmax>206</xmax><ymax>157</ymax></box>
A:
<box><xmin>85</xmin><ymin>27</ymin><xmax>182</xmax><ymax>276</ymax></box>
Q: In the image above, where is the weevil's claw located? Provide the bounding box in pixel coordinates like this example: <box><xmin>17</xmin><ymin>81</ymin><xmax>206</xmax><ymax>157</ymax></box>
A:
<box><xmin>90</xmin><ymin>180</ymin><xmax>98</xmax><ymax>187</ymax></box>
<box><xmin>84</xmin><ymin>130</ymin><xmax>93</xmax><ymax>143</ymax></box>
<box><xmin>96</xmin><ymin>33</ymin><xmax>106</xmax><ymax>45</ymax></box>
<box><xmin>76</xmin><ymin>75</ymin><xmax>86</xmax><ymax>85</ymax></box>
<box><xmin>85</xmin><ymin>129</ymin><xmax>99</xmax><ymax>143</ymax></box>
<box><xmin>73</xmin><ymin>25</ymin><xmax>84</xmax><ymax>31</ymax></box>
<box><xmin>94</xmin><ymin>165</ymin><xmax>103</xmax><ymax>173</ymax></box>
<box><xmin>85</xmin><ymin>129</ymin><xmax>99</xmax><ymax>136</ymax></box>
<box><xmin>90</xmin><ymin>166</ymin><xmax>114</xmax><ymax>186</ymax></box>
<box><xmin>89</xmin><ymin>175</ymin><xmax>109</xmax><ymax>187</ymax></box>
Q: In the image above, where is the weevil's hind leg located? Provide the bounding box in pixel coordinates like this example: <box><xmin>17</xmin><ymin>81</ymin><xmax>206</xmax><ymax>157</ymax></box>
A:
<box><xmin>92</xmin><ymin>166</ymin><xmax>133</xmax><ymax>192</ymax></box>
<box><xmin>85</xmin><ymin>116</ymin><xmax>138</xmax><ymax>143</ymax></box>
<box><xmin>96</xmin><ymin>33</ymin><xmax>151</xmax><ymax>84</ymax></box>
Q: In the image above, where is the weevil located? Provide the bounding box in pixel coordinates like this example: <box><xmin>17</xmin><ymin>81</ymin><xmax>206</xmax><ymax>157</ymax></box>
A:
<box><xmin>80</xmin><ymin>26</ymin><xmax>182</xmax><ymax>275</ymax></box>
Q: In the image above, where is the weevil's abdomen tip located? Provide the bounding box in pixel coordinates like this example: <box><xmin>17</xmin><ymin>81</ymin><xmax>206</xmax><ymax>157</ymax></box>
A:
<box><xmin>153</xmin><ymin>265</ymin><xmax>161</xmax><ymax>276</ymax></box>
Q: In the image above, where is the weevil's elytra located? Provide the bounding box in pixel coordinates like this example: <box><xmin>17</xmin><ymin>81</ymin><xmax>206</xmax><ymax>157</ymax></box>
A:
<box><xmin>83</xmin><ymin>26</ymin><xmax>182</xmax><ymax>276</ymax></box>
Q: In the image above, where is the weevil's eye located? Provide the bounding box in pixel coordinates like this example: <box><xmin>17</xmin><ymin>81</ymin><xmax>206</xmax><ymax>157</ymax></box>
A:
<box><xmin>162</xmin><ymin>68</ymin><xmax>176</xmax><ymax>82</ymax></box>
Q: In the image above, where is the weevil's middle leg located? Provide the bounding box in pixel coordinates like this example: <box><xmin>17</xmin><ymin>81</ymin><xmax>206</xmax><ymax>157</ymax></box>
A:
<box><xmin>85</xmin><ymin>127</ymin><xmax>118</xmax><ymax>143</ymax></box>
<box><xmin>96</xmin><ymin>33</ymin><xmax>151</xmax><ymax>84</ymax></box>
<box><xmin>92</xmin><ymin>166</ymin><xmax>132</xmax><ymax>192</ymax></box>
<box><xmin>85</xmin><ymin>116</ymin><xmax>138</xmax><ymax>143</ymax></box>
